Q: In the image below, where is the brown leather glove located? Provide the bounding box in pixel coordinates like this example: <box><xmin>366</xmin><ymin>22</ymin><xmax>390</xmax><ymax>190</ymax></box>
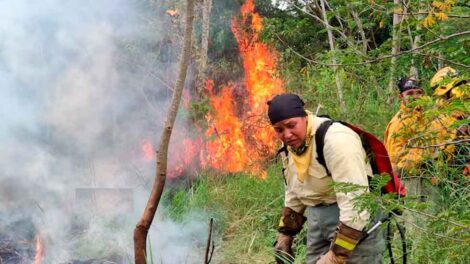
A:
<box><xmin>274</xmin><ymin>233</ymin><xmax>294</xmax><ymax>264</ymax></box>
<box><xmin>316</xmin><ymin>223</ymin><xmax>364</xmax><ymax>263</ymax></box>
<box><xmin>278</xmin><ymin>207</ymin><xmax>306</xmax><ymax>236</ymax></box>
<box><xmin>274</xmin><ymin>207</ymin><xmax>306</xmax><ymax>263</ymax></box>
<box><xmin>316</xmin><ymin>250</ymin><xmax>347</xmax><ymax>264</ymax></box>
<box><xmin>331</xmin><ymin>222</ymin><xmax>364</xmax><ymax>258</ymax></box>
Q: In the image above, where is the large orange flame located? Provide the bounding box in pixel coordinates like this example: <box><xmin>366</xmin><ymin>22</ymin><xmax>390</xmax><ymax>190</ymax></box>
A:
<box><xmin>140</xmin><ymin>0</ymin><xmax>283</xmax><ymax>178</ymax></box>
<box><xmin>34</xmin><ymin>234</ymin><xmax>44</xmax><ymax>264</ymax></box>
<box><xmin>203</xmin><ymin>0</ymin><xmax>284</xmax><ymax>177</ymax></box>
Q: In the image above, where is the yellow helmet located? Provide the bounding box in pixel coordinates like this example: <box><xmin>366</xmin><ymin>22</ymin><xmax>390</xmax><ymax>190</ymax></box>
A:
<box><xmin>449</xmin><ymin>81</ymin><xmax>469</xmax><ymax>99</ymax></box>
<box><xmin>430</xmin><ymin>67</ymin><xmax>459</xmax><ymax>96</ymax></box>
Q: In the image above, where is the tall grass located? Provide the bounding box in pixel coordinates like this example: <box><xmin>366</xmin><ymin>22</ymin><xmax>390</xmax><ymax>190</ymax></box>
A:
<box><xmin>164</xmin><ymin>164</ymin><xmax>301</xmax><ymax>263</ymax></box>
<box><xmin>164</xmin><ymin>156</ymin><xmax>469</xmax><ymax>263</ymax></box>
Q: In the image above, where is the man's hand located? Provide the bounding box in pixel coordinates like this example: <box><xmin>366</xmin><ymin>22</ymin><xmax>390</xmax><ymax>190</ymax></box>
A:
<box><xmin>316</xmin><ymin>250</ymin><xmax>347</xmax><ymax>264</ymax></box>
<box><xmin>274</xmin><ymin>233</ymin><xmax>294</xmax><ymax>264</ymax></box>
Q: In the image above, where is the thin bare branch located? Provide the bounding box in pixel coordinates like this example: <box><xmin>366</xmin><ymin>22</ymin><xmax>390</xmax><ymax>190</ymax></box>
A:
<box><xmin>402</xmin><ymin>206</ymin><xmax>470</xmax><ymax>229</ymax></box>
<box><xmin>294</xmin><ymin>3</ymin><xmax>366</xmax><ymax>57</ymax></box>
<box><xmin>407</xmin><ymin>139</ymin><xmax>470</xmax><ymax>149</ymax></box>
<box><xmin>388</xmin><ymin>210</ymin><xmax>466</xmax><ymax>242</ymax></box>
<box><xmin>276</xmin><ymin>31</ymin><xmax>470</xmax><ymax>66</ymax></box>
<box><xmin>205</xmin><ymin>218</ymin><xmax>214</xmax><ymax>264</ymax></box>
<box><xmin>417</xmin><ymin>52</ymin><xmax>470</xmax><ymax>68</ymax></box>
<box><xmin>319</xmin><ymin>0</ymin><xmax>346</xmax><ymax>111</ymax></box>
<box><xmin>134</xmin><ymin>0</ymin><xmax>195</xmax><ymax>262</ymax></box>
<box><xmin>397</xmin><ymin>12</ymin><xmax>470</xmax><ymax>18</ymax></box>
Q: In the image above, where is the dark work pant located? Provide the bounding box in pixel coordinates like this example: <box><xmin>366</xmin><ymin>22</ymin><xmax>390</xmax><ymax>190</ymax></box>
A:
<box><xmin>306</xmin><ymin>203</ymin><xmax>385</xmax><ymax>264</ymax></box>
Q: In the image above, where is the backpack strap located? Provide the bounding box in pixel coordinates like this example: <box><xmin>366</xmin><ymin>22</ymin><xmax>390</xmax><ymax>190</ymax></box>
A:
<box><xmin>315</xmin><ymin>119</ymin><xmax>334</xmax><ymax>176</ymax></box>
<box><xmin>277</xmin><ymin>145</ymin><xmax>288</xmax><ymax>185</ymax></box>
<box><xmin>277</xmin><ymin>144</ymin><xmax>288</xmax><ymax>157</ymax></box>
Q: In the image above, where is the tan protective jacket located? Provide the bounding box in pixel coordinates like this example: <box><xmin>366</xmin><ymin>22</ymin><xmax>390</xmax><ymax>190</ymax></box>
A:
<box><xmin>280</xmin><ymin>116</ymin><xmax>372</xmax><ymax>230</ymax></box>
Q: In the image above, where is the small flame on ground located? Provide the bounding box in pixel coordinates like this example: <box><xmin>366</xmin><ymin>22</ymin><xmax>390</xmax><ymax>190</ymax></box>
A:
<box><xmin>34</xmin><ymin>234</ymin><xmax>44</xmax><ymax>264</ymax></box>
<box><xmin>141</xmin><ymin>140</ymin><xmax>154</xmax><ymax>161</ymax></box>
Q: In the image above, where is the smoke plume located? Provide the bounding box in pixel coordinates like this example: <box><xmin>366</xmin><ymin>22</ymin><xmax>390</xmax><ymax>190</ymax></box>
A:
<box><xmin>0</xmin><ymin>0</ymin><xmax>207</xmax><ymax>262</ymax></box>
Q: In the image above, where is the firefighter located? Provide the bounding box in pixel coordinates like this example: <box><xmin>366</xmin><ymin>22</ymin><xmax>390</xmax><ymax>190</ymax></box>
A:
<box><xmin>431</xmin><ymin>67</ymin><xmax>469</xmax><ymax>101</ymax></box>
<box><xmin>429</xmin><ymin>67</ymin><xmax>469</xmax><ymax>178</ymax></box>
<box><xmin>384</xmin><ymin>77</ymin><xmax>426</xmax><ymax>196</ymax></box>
<box><xmin>268</xmin><ymin>93</ymin><xmax>384</xmax><ymax>264</ymax></box>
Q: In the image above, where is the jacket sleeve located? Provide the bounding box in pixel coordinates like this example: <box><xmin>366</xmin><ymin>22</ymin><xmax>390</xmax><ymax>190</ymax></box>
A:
<box><xmin>384</xmin><ymin>114</ymin><xmax>406</xmax><ymax>171</ymax></box>
<box><xmin>323</xmin><ymin>124</ymin><xmax>370</xmax><ymax>230</ymax></box>
<box><xmin>285</xmin><ymin>189</ymin><xmax>306</xmax><ymax>214</ymax></box>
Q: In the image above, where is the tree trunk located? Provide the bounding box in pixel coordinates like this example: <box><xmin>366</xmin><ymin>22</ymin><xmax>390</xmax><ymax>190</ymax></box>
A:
<box><xmin>347</xmin><ymin>3</ymin><xmax>382</xmax><ymax>97</ymax></box>
<box><xmin>438</xmin><ymin>28</ymin><xmax>445</xmax><ymax>69</ymax></box>
<box><xmin>197</xmin><ymin>0</ymin><xmax>213</xmax><ymax>95</ymax></box>
<box><xmin>320</xmin><ymin>0</ymin><xmax>346</xmax><ymax>112</ymax></box>
<box><xmin>133</xmin><ymin>0</ymin><xmax>195</xmax><ymax>263</ymax></box>
<box><xmin>348</xmin><ymin>3</ymin><xmax>368</xmax><ymax>55</ymax></box>
<box><xmin>408</xmin><ymin>3</ymin><xmax>424</xmax><ymax>79</ymax></box>
<box><xmin>388</xmin><ymin>0</ymin><xmax>402</xmax><ymax>97</ymax></box>
<box><xmin>409</xmin><ymin>32</ymin><xmax>421</xmax><ymax>78</ymax></box>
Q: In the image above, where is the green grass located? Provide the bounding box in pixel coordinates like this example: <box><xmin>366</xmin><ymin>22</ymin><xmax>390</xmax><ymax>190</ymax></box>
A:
<box><xmin>164</xmin><ymin>156</ymin><xmax>470</xmax><ymax>263</ymax></box>
<box><xmin>163</xmin><ymin>164</ymin><xmax>296</xmax><ymax>263</ymax></box>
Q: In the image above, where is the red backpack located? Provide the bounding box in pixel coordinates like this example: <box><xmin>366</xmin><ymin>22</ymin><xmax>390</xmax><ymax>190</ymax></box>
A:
<box><xmin>315</xmin><ymin>119</ymin><xmax>406</xmax><ymax>197</ymax></box>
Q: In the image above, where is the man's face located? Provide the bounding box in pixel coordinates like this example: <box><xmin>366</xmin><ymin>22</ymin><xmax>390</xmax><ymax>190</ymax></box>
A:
<box><xmin>400</xmin><ymin>88</ymin><xmax>423</xmax><ymax>105</ymax></box>
<box><xmin>272</xmin><ymin>116</ymin><xmax>307</xmax><ymax>149</ymax></box>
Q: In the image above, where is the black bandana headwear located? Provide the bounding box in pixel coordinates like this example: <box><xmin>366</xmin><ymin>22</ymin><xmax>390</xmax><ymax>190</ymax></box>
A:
<box><xmin>267</xmin><ymin>93</ymin><xmax>307</xmax><ymax>125</ymax></box>
<box><xmin>397</xmin><ymin>77</ymin><xmax>422</xmax><ymax>93</ymax></box>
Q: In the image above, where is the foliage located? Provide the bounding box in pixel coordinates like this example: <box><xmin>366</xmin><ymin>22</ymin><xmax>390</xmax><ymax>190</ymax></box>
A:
<box><xmin>173</xmin><ymin>0</ymin><xmax>470</xmax><ymax>262</ymax></box>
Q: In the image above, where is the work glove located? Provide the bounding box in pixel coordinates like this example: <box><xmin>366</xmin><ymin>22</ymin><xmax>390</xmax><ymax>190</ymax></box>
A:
<box><xmin>273</xmin><ymin>207</ymin><xmax>306</xmax><ymax>263</ymax></box>
<box><xmin>278</xmin><ymin>207</ymin><xmax>306</xmax><ymax>236</ymax></box>
<box><xmin>317</xmin><ymin>222</ymin><xmax>364</xmax><ymax>264</ymax></box>
<box><xmin>316</xmin><ymin>250</ymin><xmax>347</xmax><ymax>264</ymax></box>
<box><xmin>274</xmin><ymin>233</ymin><xmax>294</xmax><ymax>264</ymax></box>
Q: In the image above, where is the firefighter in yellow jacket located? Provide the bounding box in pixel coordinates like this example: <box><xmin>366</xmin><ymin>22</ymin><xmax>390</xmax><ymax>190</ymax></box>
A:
<box><xmin>268</xmin><ymin>93</ymin><xmax>384</xmax><ymax>264</ymax></box>
<box><xmin>431</xmin><ymin>67</ymin><xmax>469</xmax><ymax>102</ymax></box>
<box><xmin>429</xmin><ymin>67</ymin><xmax>469</xmax><ymax>177</ymax></box>
<box><xmin>384</xmin><ymin>77</ymin><xmax>426</xmax><ymax>173</ymax></box>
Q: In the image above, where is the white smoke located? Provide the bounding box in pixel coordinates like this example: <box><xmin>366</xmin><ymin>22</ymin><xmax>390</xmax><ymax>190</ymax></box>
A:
<box><xmin>0</xmin><ymin>0</ymin><xmax>208</xmax><ymax>262</ymax></box>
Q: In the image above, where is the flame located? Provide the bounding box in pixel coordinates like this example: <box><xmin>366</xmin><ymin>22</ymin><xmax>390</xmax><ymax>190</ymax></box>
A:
<box><xmin>165</xmin><ymin>9</ymin><xmax>179</xmax><ymax>17</ymax></box>
<box><xmin>34</xmin><ymin>234</ymin><xmax>44</xmax><ymax>264</ymax></box>
<box><xmin>140</xmin><ymin>0</ymin><xmax>284</xmax><ymax>179</ymax></box>
<box><xmin>141</xmin><ymin>140</ymin><xmax>154</xmax><ymax>161</ymax></box>
<box><xmin>202</xmin><ymin>0</ymin><xmax>284</xmax><ymax>177</ymax></box>
<box><xmin>140</xmin><ymin>133</ymin><xmax>203</xmax><ymax>178</ymax></box>
<box><xmin>167</xmin><ymin>137</ymin><xmax>203</xmax><ymax>178</ymax></box>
